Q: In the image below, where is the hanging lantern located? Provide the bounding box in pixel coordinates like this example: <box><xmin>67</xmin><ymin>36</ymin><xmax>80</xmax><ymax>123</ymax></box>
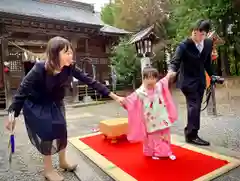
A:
<box><xmin>3</xmin><ymin>61</ymin><xmax>10</xmax><ymax>73</ymax></box>
<box><xmin>4</xmin><ymin>67</ymin><xmax>9</xmax><ymax>73</ymax></box>
<box><xmin>211</xmin><ymin>49</ymin><xmax>218</xmax><ymax>60</ymax></box>
<box><xmin>206</xmin><ymin>31</ymin><xmax>225</xmax><ymax>88</ymax></box>
<box><xmin>207</xmin><ymin>31</ymin><xmax>224</xmax><ymax>61</ymax></box>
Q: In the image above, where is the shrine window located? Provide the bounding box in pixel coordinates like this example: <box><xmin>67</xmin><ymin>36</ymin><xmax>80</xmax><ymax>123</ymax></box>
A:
<box><xmin>8</xmin><ymin>52</ymin><xmax>23</xmax><ymax>72</ymax></box>
<box><xmin>77</xmin><ymin>39</ymin><xmax>86</xmax><ymax>52</ymax></box>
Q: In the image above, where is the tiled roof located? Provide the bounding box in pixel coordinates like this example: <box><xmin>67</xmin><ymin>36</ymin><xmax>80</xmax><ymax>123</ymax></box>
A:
<box><xmin>0</xmin><ymin>0</ymin><xmax>130</xmax><ymax>35</ymax></box>
<box><xmin>100</xmin><ymin>24</ymin><xmax>131</xmax><ymax>35</ymax></box>
<box><xmin>0</xmin><ymin>0</ymin><xmax>103</xmax><ymax>26</ymax></box>
<box><xmin>129</xmin><ymin>25</ymin><xmax>155</xmax><ymax>44</ymax></box>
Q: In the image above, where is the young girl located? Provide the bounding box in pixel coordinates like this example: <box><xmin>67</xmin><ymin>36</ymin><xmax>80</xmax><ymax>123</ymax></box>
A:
<box><xmin>123</xmin><ymin>67</ymin><xmax>177</xmax><ymax>160</ymax></box>
<box><xmin>5</xmin><ymin>36</ymin><xmax>124</xmax><ymax>181</ymax></box>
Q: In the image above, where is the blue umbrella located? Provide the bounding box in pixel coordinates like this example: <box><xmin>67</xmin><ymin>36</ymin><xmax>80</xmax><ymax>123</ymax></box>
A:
<box><xmin>8</xmin><ymin>112</ymin><xmax>15</xmax><ymax>165</ymax></box>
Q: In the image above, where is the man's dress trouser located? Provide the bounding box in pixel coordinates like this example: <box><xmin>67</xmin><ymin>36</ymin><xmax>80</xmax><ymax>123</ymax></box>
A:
<box><xmin>182</xmin><ymin>87</ymin><xmax>205</xmax><ymax>138</ymax></box>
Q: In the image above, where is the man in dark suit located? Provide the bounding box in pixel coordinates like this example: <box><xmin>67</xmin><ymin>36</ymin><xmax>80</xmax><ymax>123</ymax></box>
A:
<box><xmin>166</xmin><ymin>20</ymin><xmax>214</xmax><ymax>146</ymax></box>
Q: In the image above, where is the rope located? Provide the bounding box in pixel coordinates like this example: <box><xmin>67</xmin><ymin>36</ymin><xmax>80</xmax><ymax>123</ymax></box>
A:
<box><xmin>9</xmin><ymin>41</ymin><xmax>46</xmax><ymax>59</ymax></box>
<box><xmin>9</xmin><ymin>41</ymin><xmax>31</xmax><ymax>54</ymax></box>
<box><xmin>0</xmin><ymin>39</ymin><xmax>46</xmax><ymax>60</ymax></box>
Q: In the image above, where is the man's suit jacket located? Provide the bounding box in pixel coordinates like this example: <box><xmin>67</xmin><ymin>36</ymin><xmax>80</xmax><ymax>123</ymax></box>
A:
<box><xmin>169</xmin><ymin>38</ymin><xmax>213</xmax><ymax>92</ymax></box>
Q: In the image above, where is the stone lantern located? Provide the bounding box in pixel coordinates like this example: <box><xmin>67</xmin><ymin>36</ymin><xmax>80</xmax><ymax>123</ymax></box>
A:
<box><xmin>129</xmin><ymin>25</ymin><xmax>159</xmax><ymax>74</ymax></box>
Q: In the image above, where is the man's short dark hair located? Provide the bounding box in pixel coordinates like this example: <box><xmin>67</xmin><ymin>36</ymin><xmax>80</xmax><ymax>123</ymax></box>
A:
<box><xmin>191</xmin><ymin>19</ymin><xmax>211</xmax><ymax>33</ymax></box>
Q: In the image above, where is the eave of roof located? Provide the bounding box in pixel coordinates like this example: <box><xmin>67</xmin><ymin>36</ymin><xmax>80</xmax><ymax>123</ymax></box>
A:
<box><xmin>100</xmin><ymin>24</ymin><xmax>131</xmax><ymax>35</ymax></box>
<box><xmin>129</xmin><ymin>25</ymin><xmax>155</xmax><ymax>44</ymax></box>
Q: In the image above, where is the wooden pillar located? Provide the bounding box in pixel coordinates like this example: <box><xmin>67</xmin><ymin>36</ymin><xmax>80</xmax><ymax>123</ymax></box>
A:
<box><xmin>71</xmin><ymin>39</ymin><xmax>79</xmax><ymax>103</ymax></box>
<box><xmin>85</xmin><ymin>38</ymin><xmax>89</xmax><ymax>53</ymax></box>
<box><xmin>82</xmin><ymin>38</ymin><xmax>93</xmax><ymax>103</ymax></box>
<box><xmin>1</xmin><ymin>38</ymin><xmax>11</xmax><ymax>109</ymax></box>
<box><xmin>0</xmin><ymin>39</ymin><xmax>4</xmax><ymax>88</ymax></box>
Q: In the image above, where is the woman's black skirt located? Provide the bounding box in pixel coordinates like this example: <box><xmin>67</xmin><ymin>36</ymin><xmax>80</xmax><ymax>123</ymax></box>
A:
<box><xmin>23</xmin><ymin>100</ymin><xmax>67</xmax><ymax>155</ymax></box>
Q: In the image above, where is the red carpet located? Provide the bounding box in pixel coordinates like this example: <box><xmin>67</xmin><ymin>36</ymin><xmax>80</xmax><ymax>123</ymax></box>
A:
<box><xmin>80</xmin><ymin>134</ymin><xmax>229</xmax><ymax>181</ymax></box>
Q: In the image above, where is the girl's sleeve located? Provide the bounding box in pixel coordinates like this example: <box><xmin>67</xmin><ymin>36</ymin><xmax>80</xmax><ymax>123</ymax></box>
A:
<box><xmin>159</xmin><ymin>77</ymin><xmax>178</xmax><ymax>122</ymax></box>
<box><xmin>123</xmin><ymin>92</ymin><xmax>138</xmax><ymax>110</ymax></box>
<box><xmin>123</xmin><ymin>91</ymin><xmax>146</xmax><ymax>142</ymax></box>
<box><xmin>8</xmin><ymin>63</ymin><xmax>42</xmax><ymax>117</ymax></box>
<box><xmin>71</xmin><ymin>64</ymin><xmax>110</xmax><ymax>96</ymax></box>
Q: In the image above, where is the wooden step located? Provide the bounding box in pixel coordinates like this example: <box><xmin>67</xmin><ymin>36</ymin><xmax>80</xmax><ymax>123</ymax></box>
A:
<box><xmin>0</xmin><ymin>89</ymin><xmax>6</xmax><ymax>108</ymax></box>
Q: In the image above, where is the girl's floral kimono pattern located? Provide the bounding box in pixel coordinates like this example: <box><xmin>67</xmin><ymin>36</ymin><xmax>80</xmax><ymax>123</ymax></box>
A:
<box><xmin>124</xmin><ymin>78</ymin><xmax>177</xmax><ymax>157</ymax></box>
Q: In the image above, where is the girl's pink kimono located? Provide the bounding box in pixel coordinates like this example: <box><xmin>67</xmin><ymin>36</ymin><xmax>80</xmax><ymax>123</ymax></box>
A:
<box><xmin>123</xmin><ymin>78</ymin><xmax>177</xmax><ymax>157</ymax></box>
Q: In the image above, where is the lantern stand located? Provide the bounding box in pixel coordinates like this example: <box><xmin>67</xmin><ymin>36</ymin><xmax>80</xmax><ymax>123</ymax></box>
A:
<box><xmin>82</xmin><ymin>58</ymin><xmax>95</xmax><ymax>103</ymax></box>
<box><xmin>128</xmin><ymin>25</ymin><xmax>159</xmax><ymax>79</ymax></box>
<box><xmin>110</xmin><ymin>65</ymin><xmax>117</xmax><ymax>93</ymax></box>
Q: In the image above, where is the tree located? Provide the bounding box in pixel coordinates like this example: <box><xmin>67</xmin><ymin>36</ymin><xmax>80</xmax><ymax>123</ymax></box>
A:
<box><xmin>167</xmin><ymin>0</ymin><xmax>236</xmax><ymax>76</ymax></box>
<box><xmin>102</xmin><ymin>0</ymin><xmax>240</xmax><ymax>76</ymax></box>
<box><xmin>110</xmin><ymin>37</ymin><xmax>141</xmax><ymax>89</ymax></box>
<box><xmin>100</xmin><ymin>3</ymin><xmax>115</xmax><ymax>26</ymax></box>
<box><xmin>101</xmin><ymin>0</ymin><xmax>171</xmax><ymax>79</ymax></box>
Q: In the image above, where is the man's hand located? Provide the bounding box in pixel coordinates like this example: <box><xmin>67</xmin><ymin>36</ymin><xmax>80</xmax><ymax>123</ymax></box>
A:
<box><xmin>165</xmin><ymin>71</ymin><xmax>177</xmax><ymax>82</ymax></box>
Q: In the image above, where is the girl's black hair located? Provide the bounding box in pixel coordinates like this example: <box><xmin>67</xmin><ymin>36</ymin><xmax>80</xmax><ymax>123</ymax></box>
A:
<box><xmin>142</xmin><ymin>67</ymin><xmax>159</xmax><ymax>79</ymax></box>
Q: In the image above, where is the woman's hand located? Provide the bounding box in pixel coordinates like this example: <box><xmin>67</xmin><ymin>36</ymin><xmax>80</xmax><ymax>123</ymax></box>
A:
<box><xmin>109</xmin><ymin>92</ymin><xmax>125</xmax><ymax>105</ymax></box>
<box><xmin>116</xmin><ymin>96</ymin><xmax>125</xmax><ymax>105</ymax></box>
<box><xmin>5</xmin><ymin>116</ymin><xmax>16</xmax><ymax>132</ymax></box>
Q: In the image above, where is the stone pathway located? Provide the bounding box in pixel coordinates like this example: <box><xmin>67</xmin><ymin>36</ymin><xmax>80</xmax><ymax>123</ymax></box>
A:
<box><xmin>0</xmin><ymin>114</ymin><xmax>79</xmax><ymax>181</ymax></box>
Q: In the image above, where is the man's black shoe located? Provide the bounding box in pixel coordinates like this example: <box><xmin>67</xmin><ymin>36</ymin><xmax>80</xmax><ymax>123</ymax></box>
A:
<box><xmin>185</xmin><ymin>136</ymin><xmax>210</xmax><ymax>146</ymax></box>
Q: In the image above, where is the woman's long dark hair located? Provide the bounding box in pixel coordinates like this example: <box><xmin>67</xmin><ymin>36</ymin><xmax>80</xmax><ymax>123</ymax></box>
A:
<box><xmin>45</xmin><ymin>36</ymin><xmax>73</xmax><ymax>74</ymax></box>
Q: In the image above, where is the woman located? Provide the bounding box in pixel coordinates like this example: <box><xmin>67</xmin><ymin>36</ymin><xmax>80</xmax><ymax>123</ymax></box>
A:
<box><xmin>5</xmin><ymin>36</ymin><xmax>124</xmax><ymax>181</ymax></box>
